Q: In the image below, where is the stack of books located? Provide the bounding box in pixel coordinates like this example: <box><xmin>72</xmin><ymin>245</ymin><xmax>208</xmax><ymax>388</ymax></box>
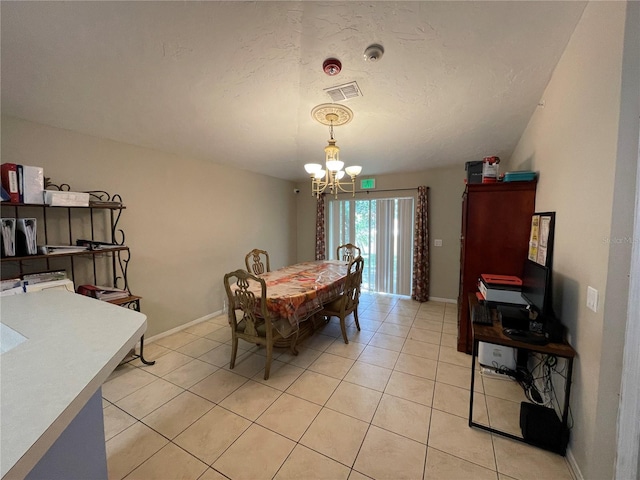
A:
<box><xmin>23</xmin><ymin>270</ymin><xmax>67</xmax><ymax>285</ymax></box>
<box><xmin>40</xmin><ymin>245</ymin><xmax>89</xmax><ymax>255</ymax></box>
<box><xmin>1</xmin><ymin>277</ymin><xmax>24</xmax><ymax>295</ymax></box>
<box><xmin>2</xmin><ymin>271</ymin><xmax>75</xmax><ymax>294</ymax></box>
<box><xmin>44</xmin><ymin>191</ymin><xmax>90</xmax><ymax>207</ymax></box>
<box><xmin>77</xmin><ymin>284</ymin><xmax>130</xmax><ymax>301</ymax></box>
<box><xmin>478</xmin><ymin>273</ymin><xmax>526</xmax><ymax>305</ymax></box>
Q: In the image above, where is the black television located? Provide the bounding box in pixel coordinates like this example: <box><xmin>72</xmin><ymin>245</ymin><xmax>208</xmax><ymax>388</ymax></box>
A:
<box><xmin>520</xmin><ymin>259</ymin><xmax>551</xmax><ymax>316</ymax></box>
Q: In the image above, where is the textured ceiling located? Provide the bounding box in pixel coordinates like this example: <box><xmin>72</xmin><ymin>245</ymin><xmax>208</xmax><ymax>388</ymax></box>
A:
<box><xmin>1</xmin><ymin>1</ymin><xmax>586</xmax><ymax>181</ymax></box>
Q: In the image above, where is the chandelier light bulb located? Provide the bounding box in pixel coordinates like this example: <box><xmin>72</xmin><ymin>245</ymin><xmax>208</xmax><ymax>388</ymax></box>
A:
<box><xmin>326</xmin><ymin>160</ymin><xmax>344</xmax><ymax>172</ymax></box>
<box><xmin>336</xmin><ymin>170</ymin><xmax>346</xmax><ymax>180</ymax></box>
<box><xmin>314</xmin><ymin>170</ymin><xmax>326</xmax><ymax>179</ymax></box>
<box><xmin>345</xmin><ymin>165</ymin><xmax>362</xmax><ymax>177</ymax></box>
<box><xmin>304</xmin><ymin>163</ymin><xmax>322</xmax><ymax>175</ymax></box>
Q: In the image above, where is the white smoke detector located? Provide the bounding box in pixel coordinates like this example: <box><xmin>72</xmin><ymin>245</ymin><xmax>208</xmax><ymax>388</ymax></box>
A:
<box><xmin>363</xmin><ymin>44</ymin><xmax>384</xmax><ymax>62</ymax></box>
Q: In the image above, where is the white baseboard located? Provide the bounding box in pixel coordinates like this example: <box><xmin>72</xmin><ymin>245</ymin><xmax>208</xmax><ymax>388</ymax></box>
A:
<box><xmin>144</xmin><ymin>309</ymin><xmax>224</xmax><ymax>345</ymax></box>
<box><xmin>566</xmin><ymin>447</ymin><xmax>583</xmax><ymax>480</ymax></box>
<box><xmin>429</xmin><ymin>296</ymin><xmax>457</xmax><ymax>304</ymax></box>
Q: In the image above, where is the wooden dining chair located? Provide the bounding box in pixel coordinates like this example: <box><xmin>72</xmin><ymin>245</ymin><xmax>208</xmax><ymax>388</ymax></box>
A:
<box><xmin>223</xmin><ymin>269</ymin><xmax>298</xmax><ymax>380</ymax></box>
<box><xmin>319</xmin><ymin>255</ymin><xmax>363</xmax><ymax>344</ymax></box>
<box><xmin>245</xmin><ymin>248</ymin><xmax>271</xmax><ymax>275</ymax></box>
<box><xmin>336</xmin><ymin>243</ymin><xmax>361</xmax><ymax>262</ymax></box>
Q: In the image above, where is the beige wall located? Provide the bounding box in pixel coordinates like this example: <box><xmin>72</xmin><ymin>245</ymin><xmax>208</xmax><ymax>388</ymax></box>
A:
<box><xmin>3</xmin><ymin>5</ymin><xmax>637</xmax><ymax>476</ymax></box>
<box><xmin>296</xmin><ymin>166</ymin><xmax>466</xmax><ymax>301</ymax></box>
<box><xmin>1</xmin><ymin>116</ymin><xmax>297</xmax><ymax>337</ymax></box>
<box><xmin>508</xmin><ymin>2</ymin><xmax>638</xmax><ymax>478</ymax></box>
<box><xmin>1</xmin><ymin>114</ymin><xmax>465</xmax><ymax>329</ymax></box>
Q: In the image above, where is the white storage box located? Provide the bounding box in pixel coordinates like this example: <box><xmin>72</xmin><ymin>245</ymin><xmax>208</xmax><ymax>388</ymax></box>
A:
<box><xmin>44</xmin><ymin>191</ymin><xmax>90</xmax><ymax>207</ymax></box>
<box><xmin>22</xmin><ymin>165</ymin><xmax>45</xmax><ymax>204</ymax></box>
<box><xmin>478</xmin><ymin>342</ymin><xmax>516</xmax><ymax>371</ymax></box>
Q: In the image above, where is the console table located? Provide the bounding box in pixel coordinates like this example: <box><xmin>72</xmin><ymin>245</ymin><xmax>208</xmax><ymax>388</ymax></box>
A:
<box><xmin>468</xmin><ymin>294</ymin><xmax>576</xmax><ymax>455</ymax></box>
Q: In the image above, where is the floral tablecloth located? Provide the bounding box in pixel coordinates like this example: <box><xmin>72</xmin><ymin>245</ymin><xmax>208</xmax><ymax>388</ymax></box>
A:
<box><xmin>246</xmin><ymin>260</ymin><xmax>349</xmax><ymax>337</ymax></box>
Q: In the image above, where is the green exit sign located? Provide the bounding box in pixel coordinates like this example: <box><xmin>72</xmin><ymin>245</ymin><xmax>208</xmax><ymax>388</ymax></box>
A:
<box><xmin>361</xmin><ymin>178</ymin><xmax>376</xmax><ymax>190</ymax></box>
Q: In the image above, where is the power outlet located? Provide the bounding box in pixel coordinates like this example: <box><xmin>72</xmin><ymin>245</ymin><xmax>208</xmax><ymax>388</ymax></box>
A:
<box><xmin>434</xmin><ymin>239</ymin><xmax>443</xmax><ymax>247</ymax></box>
<box><xmin>587</xmin><ymin>286</ymin><xmax>598</xmax><ymax>312</ymax></box>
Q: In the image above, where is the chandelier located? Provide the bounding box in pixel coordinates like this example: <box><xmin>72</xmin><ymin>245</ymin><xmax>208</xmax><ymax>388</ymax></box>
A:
<box><xmin>304</xmin><ymin>104</ymin><xmax>362</xmax><ymax>198</ymax></box>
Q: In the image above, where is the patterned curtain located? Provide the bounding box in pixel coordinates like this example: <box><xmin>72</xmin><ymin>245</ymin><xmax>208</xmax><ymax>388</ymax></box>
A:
<box><xmin>315</xmin><ymin>194</ymin><xmax>326</xmax><ymax>260</ymax></box>
<box><xmin>412</xmin><ymin>186</ymin><xmax>429</xmax><ymax>302</ymax></box>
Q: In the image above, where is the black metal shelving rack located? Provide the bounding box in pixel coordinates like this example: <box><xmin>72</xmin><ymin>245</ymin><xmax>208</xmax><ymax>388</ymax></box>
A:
<box><xmin>1</xmin><ymin>187</ymin><xmax>154</xmax><ymax>365</ymax></box>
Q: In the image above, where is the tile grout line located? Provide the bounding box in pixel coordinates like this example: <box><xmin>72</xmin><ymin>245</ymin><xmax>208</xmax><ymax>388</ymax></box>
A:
<box><xmin>109</xmin><ymin>297</ymin><xmax>560</xmax><ymax>480</ymax></box>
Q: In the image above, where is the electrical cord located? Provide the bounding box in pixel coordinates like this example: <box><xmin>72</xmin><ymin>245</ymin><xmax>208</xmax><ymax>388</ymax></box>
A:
<box><xmin>514</xmin><ymin>366</ymin><xmax>547</xmax><ymax>405</ymax></box>
<box><xmin>491</xmin><ymin>363</ymin><xmax>516</xmax><ymax>377</ymax></box>
<box><xmin>485</xmin><ymin>353</ymin><xmax>574</xmax><ymax>429</ymax></box>
<box><xmin>530</xmin><ymin>353</ymin><xmax>574</xmax><ymax>429</ymax></box>
<box><xmin>484</xmin><ymin>361</ymin><xmax>547</xmax><ymax>405</ymax></box>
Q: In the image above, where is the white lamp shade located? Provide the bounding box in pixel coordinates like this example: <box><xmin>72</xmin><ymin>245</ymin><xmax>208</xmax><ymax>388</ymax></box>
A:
<box><xmin>336</xmin><ymin>170</ymin><xmax>346</xmax><ymax>180</ymax></box>
<box><xmin>345</xmin><ymin>165</ymin><xmax>362</xmax><ymax>177</ymax></box>
<box><xmin>314</xmin><ymin>169</ymin><xmax>326</xmax><ymax>179</ymax></box>
<box><xmin>326</xmin><ymin>160</ymin><xmax>344</xmax><ymax>172</ymax></box>
<box><xmin>304</xmin><ymin>163</ymin><xmax>322</xmax><ymax>174</ymax></box>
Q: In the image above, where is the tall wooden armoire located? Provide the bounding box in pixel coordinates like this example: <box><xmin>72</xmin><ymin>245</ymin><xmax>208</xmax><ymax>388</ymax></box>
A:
<box><xmin>457</xmin><ymin>181</ymin><xmax>537</xmax><ymax>353</ymax></box>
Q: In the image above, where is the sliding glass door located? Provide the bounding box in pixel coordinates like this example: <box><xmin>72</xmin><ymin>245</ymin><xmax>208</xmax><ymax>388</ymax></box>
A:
<box><xmin>327</xmin><ymin>196</ymin><xmax>414</xmax><ymax>295</ymax></box>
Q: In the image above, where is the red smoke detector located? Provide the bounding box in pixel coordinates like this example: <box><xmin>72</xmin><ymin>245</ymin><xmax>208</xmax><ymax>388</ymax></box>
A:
<box><xmin>323</xmin><ymin>58</ymin><xmax>342</xmax><ymax>76</ymax></box>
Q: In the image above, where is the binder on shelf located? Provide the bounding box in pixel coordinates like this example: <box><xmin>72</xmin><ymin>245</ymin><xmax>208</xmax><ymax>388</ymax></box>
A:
<box><xmin>77</xmin><ymin>284</ymin><xmax>130</xmax><ymax>301</ymax></box>
<box><xmin>21</xmin><ymin>165</ymin><xmax>45</xmax><ymax>204</ymax></box>
<box><xmin>15</xmin><ymin>218</ymin><xmax>37</xmax><ymax>256</ymax></box>
<box><xmin>17</xmin><ymin>165</ymin><xmax>24</xmax><ymax>203</ymax></box>
<box><xmin>76</xmin><ymin>238</ymin><xmax>123</xmax><ymax>250</ymax></box>
<box><xmin>1</xmin><ymin>218</ymin><xmax>16</xmax><ymax>257</ymax></box>
<box><xmin>39</xmin><ymin>245</ymin><xmax>88</xmax><ymax>255</ymax></box>
<box><xmin>1</xmin><ymin>163</ymin><xmax>19</xmax><ymax>203</ymax></box>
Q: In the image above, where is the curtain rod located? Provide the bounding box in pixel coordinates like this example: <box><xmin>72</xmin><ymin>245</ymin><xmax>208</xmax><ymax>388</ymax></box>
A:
<box><xmin>335</xmin><ymin>186</ymin><xmax>428</xmax><ymax>195</ymax></box>
<box><xmin>363</xmin><ymin>187</ymin><xmax>428</xmax><ymax>193</ymax></box>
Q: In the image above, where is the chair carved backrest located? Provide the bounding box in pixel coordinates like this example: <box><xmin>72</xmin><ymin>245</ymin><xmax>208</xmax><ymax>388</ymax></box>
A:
<box><xmin>337</xmin><ymin>243</ymin><xmax>362</xmax><ymax>262</ymax></box>
<box><xmin>245</xmin><ymin>248</ymin><xmax>271</xmax><ymax>275</ymax></box>
<box><xmin>223</xmin><ymin>269</ymin><xmax>272</xmax><ymax>340</ymax></box>
<box><xmin>343</xmin><ymin>255</ymin><xmax>364</xmax><ymax>312</ymax></box>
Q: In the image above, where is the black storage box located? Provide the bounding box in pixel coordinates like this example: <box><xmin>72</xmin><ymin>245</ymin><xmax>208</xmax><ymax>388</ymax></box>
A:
<box><xmin>520</xmin><ymin>402</ymin><xmax>569</xmax><ymax>455</ymax></box>
<box><xmin>465</xmin><ymin>161</ymin><xmax>483</xmax><ymax>184</ymax></box>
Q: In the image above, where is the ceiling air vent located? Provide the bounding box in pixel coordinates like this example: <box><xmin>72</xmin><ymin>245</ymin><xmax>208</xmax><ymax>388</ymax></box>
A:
<box><xmin>324</xmin><ymin>81</ymin><xmax>362</xmax><ymax>102</ymax></box>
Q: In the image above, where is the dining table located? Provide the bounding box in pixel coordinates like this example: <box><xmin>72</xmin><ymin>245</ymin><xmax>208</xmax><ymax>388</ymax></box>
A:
<box><xmin>245</xmin><ymin>259</ymin><xmax>350</xmax><ymax>338</ymax></box>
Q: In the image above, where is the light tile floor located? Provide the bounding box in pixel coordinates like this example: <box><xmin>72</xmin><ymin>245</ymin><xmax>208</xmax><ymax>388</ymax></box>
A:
<box><xmin>103</xmin><ymin>293</ymin><xmax>575</xmax><ymax>480</ymax></box>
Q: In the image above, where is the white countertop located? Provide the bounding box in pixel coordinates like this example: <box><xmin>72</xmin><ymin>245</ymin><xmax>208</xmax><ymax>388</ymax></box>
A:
<box><xmin>0</xmin><ymin>290</ymin><xmax>147</xmax><ymax>479</ymax></box>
